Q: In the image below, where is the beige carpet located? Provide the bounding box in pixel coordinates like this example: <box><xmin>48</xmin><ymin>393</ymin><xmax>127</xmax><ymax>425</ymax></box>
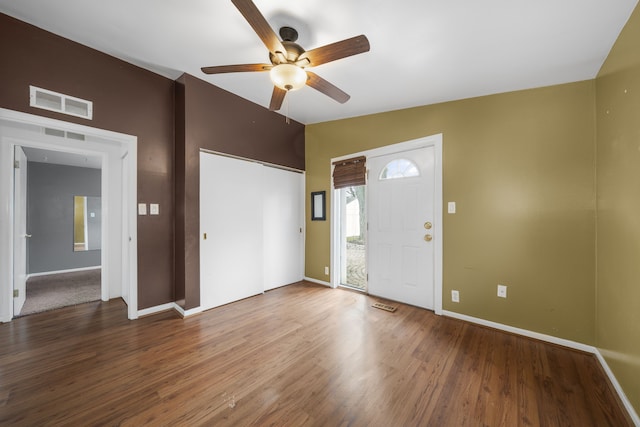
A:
<box><xmin>17</xmin><ymin>269</ymin><xmax>101</xmax><ymax>317</ymax></box>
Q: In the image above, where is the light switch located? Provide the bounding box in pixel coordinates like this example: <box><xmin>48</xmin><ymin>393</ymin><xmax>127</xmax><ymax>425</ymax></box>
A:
<box><xmin>448</xmin><ymin>202</ymin><xmax>456</xmax><ymax>214</ymax></box>
<box><xmin>150</xmin><ymin>203</ymin><xmax>159</xmax><ymax>215</ymax></box>
<box><xmin>138</xmin><ymin>203</ymin><xmax>147</xmax><ymax>215</ymax></box>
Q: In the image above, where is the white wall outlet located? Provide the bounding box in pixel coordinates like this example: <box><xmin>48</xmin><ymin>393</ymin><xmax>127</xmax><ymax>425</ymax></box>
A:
<box><xmin>451</xmin><ymin>290</ymin><xmax>460</xmax><ymax>303</ymax></box>
<box><xmin>138</xmin><ymin>203</ymin><xmax>147</xmax><ymax>215</ymax></box>
<box><xmin>150</xmin><ymin>203</ymin><xmax>159</xmax><ymax>215</ymax></box>
<box><xmin>448</xmin><ymin>202</ymin><xmax>456</xmax><ymax>214</ymax></box>
<box><xmin>497</xmin><ymin>284</ymin><xmax>507</xmax><ymax>298</ymax></box>
<box><xmin>324</xmin><ymin>266</ymin><xmax>329</xmax><ymax>275</ymax></box>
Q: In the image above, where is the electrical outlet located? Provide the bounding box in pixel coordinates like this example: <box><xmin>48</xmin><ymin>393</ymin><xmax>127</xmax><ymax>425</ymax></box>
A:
<box><xmin>497</xmin><ymin>284</ymin><xmax>507</xmax><ymax>298</ymax></box>
<box><xmin>451</xmin><ymin>290</ymin><xmax>460</xmax><ymax>303</ymax></box>
<box><xmin>324</xmin><ymin>266</ymin><xmax>329</xmax><ymax>275</ymax></box>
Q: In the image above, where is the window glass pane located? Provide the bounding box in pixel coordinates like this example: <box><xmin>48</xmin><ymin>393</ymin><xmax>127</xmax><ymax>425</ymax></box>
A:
<box><xmin>340</xmin><ymin>185</ymin><xmax>366</xmax><ymax>290</ymax></box>
<box><xmin>379</xmin><ymin>159</ymin><xmax>420</xmax><ymax>180</ymax></box>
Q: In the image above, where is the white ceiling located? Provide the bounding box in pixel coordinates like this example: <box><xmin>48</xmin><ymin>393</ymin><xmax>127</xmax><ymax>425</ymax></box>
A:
<box><xmin>1</xmin><ymin>0</ymin><xmax>638</xmax><ymax>124</ymax></box>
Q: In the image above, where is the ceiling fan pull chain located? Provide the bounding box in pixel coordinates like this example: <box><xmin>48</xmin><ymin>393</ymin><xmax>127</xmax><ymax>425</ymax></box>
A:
<box><xmin>285</xmin><ymin>95</ymin><xmax>291</xmax><ymax>125</ymax></box>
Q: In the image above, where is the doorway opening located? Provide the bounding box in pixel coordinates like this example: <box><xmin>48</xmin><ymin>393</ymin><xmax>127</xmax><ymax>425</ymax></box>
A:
<box><xmin>0</xmin><ymin>108</ymin><xmax>138</xmax><ymax>322</ymax></box>
<box><xmin>338</xmin><ymin>185</ymin><xmax>367</xmax><ymax>291</ymax></box>
<box><xmin>13</xmin><ymin>146</ymin><xmax>103</xmax><ymax>317</ymax></box>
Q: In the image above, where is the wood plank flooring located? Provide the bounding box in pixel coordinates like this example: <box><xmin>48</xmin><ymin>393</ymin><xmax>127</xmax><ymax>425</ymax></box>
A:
<box><xmin>0</xmin><ymin>282</ymin><xmax>633</xmax><ymax>426</ymax></box>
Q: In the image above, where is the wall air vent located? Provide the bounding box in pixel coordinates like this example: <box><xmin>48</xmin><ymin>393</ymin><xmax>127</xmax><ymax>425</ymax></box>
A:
<box><xmin>44</xmin><ymin>127</ymin><xmax>87</xmax><ymax>141</ymax></box>
<box><xmin>30</xmin><ymin>86</ymin><xmax>93</xmax><ymax>120</ymax></box>
<box><xmin>66</xmin><ymin>131</ymin><xmax>86</xmax><ymax>141</ymax></box>
<box><xmin>44</xmin><ymin>127</ymin><xmax>65</xmax><ymax>138</ymax></box>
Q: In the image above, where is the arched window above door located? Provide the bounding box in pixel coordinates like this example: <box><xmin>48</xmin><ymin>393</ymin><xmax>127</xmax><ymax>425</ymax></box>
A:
<box><xmin>379</xmin><ymin>158</ymin><xmax>420</xmax><ymax>180</ymax></box>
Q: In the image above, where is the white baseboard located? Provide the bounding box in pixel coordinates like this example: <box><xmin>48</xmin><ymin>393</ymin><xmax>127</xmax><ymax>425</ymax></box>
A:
<box><xmin>137</xmin><ymin>302</ymin><xmax>203</xmax><ymax>318</ymax></box>
<box><xmin>442</xmin><ymin>310</ymin><xmax>595</xmax><ymax>353</ymax></box>
<box><xmin>594</xmin><ymin>350</ymin><xmax>640</xmax><ymax>426</ymax></box>
<box><xmin>28</xmin><ymin>266</ymin><xmax>101</xmax><ymax>278</ymax></box>
<box><xmin>137</xmin><ymin>303</ymin><xmax>174</xmax><ymax>318</ymax></box>
<box><xmin>303</xmin><ymin>276</ymin><xmax>331</xmax><ymax>287</ymax></box>
<box><xmin>172</xmin><ymin>303</ymin><xmax>203</xmax><ymax>318</ymax></box>
<box><xmin>443</xmin><ymin>310</ymin><xmax>639</xmax><ymax>425</ymax></box>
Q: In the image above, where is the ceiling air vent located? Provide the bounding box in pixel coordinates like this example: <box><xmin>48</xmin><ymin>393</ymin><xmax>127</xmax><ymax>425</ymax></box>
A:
<box><xmin>30</xmin><ymin>86</ymin><xmax>93</xmax><ymax>120</ymax></box>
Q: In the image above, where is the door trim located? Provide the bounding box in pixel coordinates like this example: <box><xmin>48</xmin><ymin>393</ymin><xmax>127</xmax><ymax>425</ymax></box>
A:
<box><xmin>330</xmin><ymin>134</ymin><xmax>443</xmax><ymax>314</ymax></box>
<box><xmin>0</xmin><ymin>108</ymin><xmax>138</xmax><ymax>321</ymax></box>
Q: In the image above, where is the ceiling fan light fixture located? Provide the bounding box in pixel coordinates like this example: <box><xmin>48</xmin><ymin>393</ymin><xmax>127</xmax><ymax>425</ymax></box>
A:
<box><xmin>270</xmin><ymin>64</ymin><xmax>307</xmax><ymax>91</ymax></box>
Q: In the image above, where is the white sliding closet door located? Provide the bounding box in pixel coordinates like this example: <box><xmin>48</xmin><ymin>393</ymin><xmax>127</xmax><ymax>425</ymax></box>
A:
<box><xmin>263</xmin><ymin>166</ymin><xmax>304</xmax><ymax>291</ymax></box>
<box><xmin>200</xmin><ymin>152</ymin><xmax>264</xmax><ymax>310</ymax></box>
<box><xmin>200</xmin><ymin>151</ymin><xmax>305</xmax><ymax>310</ymax></box>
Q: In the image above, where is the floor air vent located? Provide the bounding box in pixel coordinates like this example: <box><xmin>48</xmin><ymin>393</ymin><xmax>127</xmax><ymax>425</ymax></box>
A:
<box><xmin>372</xmin><ymin>302</ymin><xmax>397</xmax><ymax>312</ymax></box>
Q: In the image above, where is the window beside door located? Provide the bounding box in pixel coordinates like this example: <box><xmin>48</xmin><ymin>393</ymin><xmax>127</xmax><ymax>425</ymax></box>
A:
<box><xmin>339</xmin><ymin>185</ymin><xmax>366</xmax><ymax>290</ymax></box>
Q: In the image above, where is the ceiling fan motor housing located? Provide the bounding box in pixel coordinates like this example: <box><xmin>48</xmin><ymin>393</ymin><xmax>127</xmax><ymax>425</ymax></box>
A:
<box><xmin>269</xmin><ymin>27</ymin><xmax>306</xmax><ymax>65</ymax></box>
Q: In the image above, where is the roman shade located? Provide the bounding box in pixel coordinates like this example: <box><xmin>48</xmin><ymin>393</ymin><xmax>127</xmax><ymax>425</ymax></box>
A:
<box><xmin>332</xmin><ymin>156</ymin><xmax>367</xmax><ymax>189</ymax></box>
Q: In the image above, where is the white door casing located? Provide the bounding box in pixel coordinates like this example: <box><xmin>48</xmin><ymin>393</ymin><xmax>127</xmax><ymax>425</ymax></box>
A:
<box><xmin>121</xmin><ymin>151</ymin><xmax>130</xmax><ymax>306</ymax></box>
<box><xmin>13</xmin><ymin>146</ymin><xmax>28</xmax><ymax>315</ymax></box>
<box><xmin>0</xmin><ymin>108</ymin><xmax>138</xmax><ymax>322</ymax></box>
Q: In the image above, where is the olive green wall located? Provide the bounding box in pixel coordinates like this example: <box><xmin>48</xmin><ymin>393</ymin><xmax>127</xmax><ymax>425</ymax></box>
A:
<box><xmin>305</xmin><ymin>80</ymin><xmax>596</xmax><ymax>344</ymax></box>
<box><xmin>596</xmin><ymin>3</ymin><xmax>640</xmax><ymax>414</ymax></box>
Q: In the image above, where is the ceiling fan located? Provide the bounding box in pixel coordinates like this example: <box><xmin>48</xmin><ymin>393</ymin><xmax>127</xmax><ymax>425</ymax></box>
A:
<box><xmin>201</xmin><ymin>0</ymin><xmax>370</xmax><ymax>111</ymax></box>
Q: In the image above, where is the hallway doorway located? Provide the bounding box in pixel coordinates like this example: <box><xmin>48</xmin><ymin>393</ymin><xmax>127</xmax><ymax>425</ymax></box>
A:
<box><xmin>13</xmin><ymin>146</ymin><xmax>103</xmax><ymax>317</ymax></box>
<box><xmin>0</xmin><ymin>108</ymin><xmax>138</xmax><ymax>322</ymax></box>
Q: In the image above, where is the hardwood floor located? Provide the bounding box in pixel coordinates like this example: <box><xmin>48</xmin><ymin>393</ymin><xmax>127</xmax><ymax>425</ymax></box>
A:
<box><xmin>0</xmin><ymin>282</ymin><xmax>632</xmax><ymax>426</ymax></box>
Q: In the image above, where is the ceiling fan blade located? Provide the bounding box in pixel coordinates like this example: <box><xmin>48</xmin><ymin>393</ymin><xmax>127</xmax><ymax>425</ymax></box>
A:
<box><xmin>231</xmin><ymin>0</ymin><xmax>286</xmax><ymax>55</ymax></box>
<box><xmin>306</xmin><ymin>72</ymin><xmax>350</xmax><ymax>104</ymax></box>
<box><xmin>269</xmin><ymin>86</ymin><xmax>287</xmax><ymax>111</ymax></box>
<box><xmin>201</xmin><ymin>64</ymin><xmax>272</xmax><ymax>74</ymax></box>
<box><xmin>299</xmin><ymin>35</ymin><xmax>370</xmax><ymax>67</ymax></box>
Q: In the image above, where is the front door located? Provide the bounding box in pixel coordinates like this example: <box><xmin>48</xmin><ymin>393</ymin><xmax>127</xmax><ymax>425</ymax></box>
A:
<box><xmin>367</xmin><ymin>146</ymin><xmax>435</xmax><ymax>309</ymax></box>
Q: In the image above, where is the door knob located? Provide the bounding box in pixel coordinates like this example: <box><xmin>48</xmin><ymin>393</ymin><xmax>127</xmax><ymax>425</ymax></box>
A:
<box><xmin>424</xmin><ymin>222</ymin><xmax>432</xmax><ymax>230</ymax></box>
<box><xmin>424</xmin><ymin>234</ymin><xmax>432</xmax><ymax>242</ymax></box>
<box><xmin>24</xmin><ymin>234</ymin><xmax>32</xmax><ymax>238</ymax></box>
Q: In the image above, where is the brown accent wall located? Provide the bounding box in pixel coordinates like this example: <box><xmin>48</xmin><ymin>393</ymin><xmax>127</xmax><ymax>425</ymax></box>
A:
<box><xmin>596</xmin><ymin>2</ymin><xmax>640</xmax><ymax>414</ymax></box>
<box><xmin>175</xmin><ymin>73</ymin><xmax>304</xmax><ymax>310</ymax></box>
<box><xmin>0</xmin><ymin>13</ymin><xmax>175</xmax><ymax>309</ymax></box>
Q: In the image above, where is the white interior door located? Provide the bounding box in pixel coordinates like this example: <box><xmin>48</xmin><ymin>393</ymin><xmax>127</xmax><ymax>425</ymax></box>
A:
<box><xmin>262</xmin><ymin>166</ymin><xmax>304</xmax><ymax>291</ymax></box>
<box><xmin>367</xmin><ymin>146</ymin><xmax>435</xmax><ymax>309</ymax></box>
<box><xmin>200</xmin><ymin>152</ymin><xmax>264</xmax><ymax>310</ymax></box>
<box><xmin>13</xmin><ymin>146</ymin><xmax>28</xmax><ymax>316</ymax></box>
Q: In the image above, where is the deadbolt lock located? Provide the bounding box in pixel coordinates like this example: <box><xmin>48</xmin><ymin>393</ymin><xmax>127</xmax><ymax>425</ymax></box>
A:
<box><xmin>424</xmin><ymin>234</ymin><xmax>433</xmax><ymax>242</ymax></box>
<box><xmin>424</xmin><ymin>222</ymin><xmax>432</xmax><ymax>230</ymax></box>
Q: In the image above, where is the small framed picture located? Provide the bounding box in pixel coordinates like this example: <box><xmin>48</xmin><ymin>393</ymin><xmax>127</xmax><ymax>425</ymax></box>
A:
<box><xmin>311</xmin><ymin>191</ymin><xmax>326</xmax><ymax>221</ymax></box>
